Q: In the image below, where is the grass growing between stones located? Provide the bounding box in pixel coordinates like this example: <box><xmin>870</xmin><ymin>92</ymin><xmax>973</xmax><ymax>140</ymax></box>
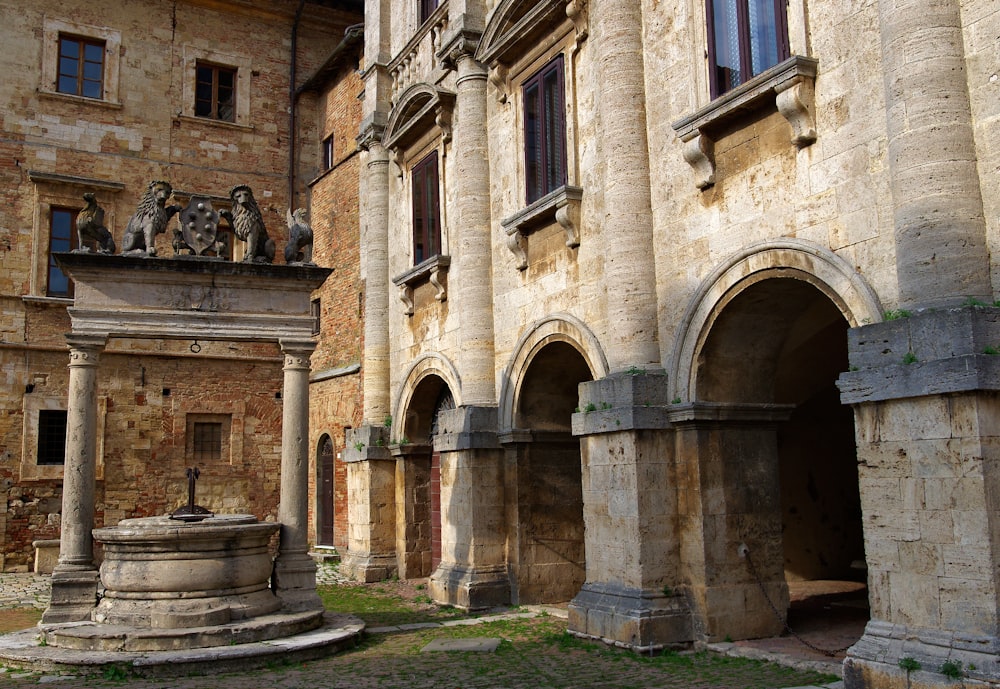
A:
<box><xmin>317</xmin><ymin>582</ymin><xmax>468</xmax><ymax>627</ymax></box>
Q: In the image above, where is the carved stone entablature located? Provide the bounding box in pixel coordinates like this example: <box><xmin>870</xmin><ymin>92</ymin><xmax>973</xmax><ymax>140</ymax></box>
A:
<box><xmin>383</xmin><ymin>83</ymin><xmax>456</xmax><ymax>164</ymax></box>
<box><xmin>391</xmin><ymin>255</ymin><xmax>451</xmax><ymax>316</ymax></box>
<box><xmin>388</xmin><ymin>2</ymin><xmax>450</xmax><ymax>101</ymax></box>
<box><xmin>501</xmin><ymin>186</ymin><xmax>582</xmax><ymax>270</ymax></box>
<box><xmin>671</xmin><ymin>55</ymin><xmax>818</xmax><ymax>190</ymax></box>
<box><xmin>476</xmin><ymin>0</ymin><xmax>588</xmax><ymax>102</ymax></box>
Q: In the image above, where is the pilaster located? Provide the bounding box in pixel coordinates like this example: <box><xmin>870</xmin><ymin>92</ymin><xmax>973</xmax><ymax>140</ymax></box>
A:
<box><xmin>591</xmin><ymin>0</ymin><xmax>659</xmax><ymax>370</ymax></box>
<box><xmin>878</xmin><ymin>0</ymin><xmax>990</xmax><ymax>310</ymax></box>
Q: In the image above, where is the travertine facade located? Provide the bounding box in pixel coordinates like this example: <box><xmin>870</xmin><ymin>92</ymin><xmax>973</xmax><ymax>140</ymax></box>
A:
<box><xmin>346</xmin><ymin>0</ymin><xmax>1000</xmax><ymax>687</ymax></box>
<box><xmin>0</xmin><ymin>0</ymin><xmax>363</xmax><ymax>572</ymax></box>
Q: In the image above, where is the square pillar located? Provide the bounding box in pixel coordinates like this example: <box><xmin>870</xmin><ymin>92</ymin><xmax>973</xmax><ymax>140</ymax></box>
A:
<box><xmin>340</xmin><ymin>425</ymin><xmax>399</xmax><ymax>582</ymax></box>
<box><xmin>839</xmin><ymin>307</ymin><xmax>1000</xmax><ymax>688</ymax></box>
<box><xmin>567</xmin><ymin>372</ymin><xmax>692</xmax><ymax>651</ymax></box>
<box><xmin>428</xmin><ymin>406</ymin><xmax>510</xmax><ymax>610</ymax></box>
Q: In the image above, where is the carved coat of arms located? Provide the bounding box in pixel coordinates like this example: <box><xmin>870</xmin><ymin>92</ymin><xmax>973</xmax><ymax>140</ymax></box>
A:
<box><xmin>174</xmin><ymin>196</ymin><xmax>227</xmax><ymax>257</ymax></box>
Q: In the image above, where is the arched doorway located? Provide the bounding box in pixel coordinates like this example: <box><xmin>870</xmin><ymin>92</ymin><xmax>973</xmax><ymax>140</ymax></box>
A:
<box><xmin>508</xmin><ymin>340</ymin><xmax>593</xmax><ymax>604</ymax></box>
<box><xmin>696</xmin><ymin>277</ymin><xmax>868</xmax><ymax>652</ymax></box>
<box><xmin>318</xmin><ymin>435</ymin><xmax>335</xmax><ymax>546</ymax></box>
<box><xmin>397</xmin><ymin>374</ymin><xmax>454</xmax><ymax>579</ymax></box>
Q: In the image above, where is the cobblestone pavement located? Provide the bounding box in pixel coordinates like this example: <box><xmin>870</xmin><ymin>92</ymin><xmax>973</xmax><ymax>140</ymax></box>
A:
<box><xmin>0</xmin><ymin>571</ymin><xmax>842</xmax><ymax>689</ymax></box>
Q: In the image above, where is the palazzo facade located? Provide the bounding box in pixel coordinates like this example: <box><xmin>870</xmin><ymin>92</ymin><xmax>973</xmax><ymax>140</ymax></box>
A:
<box><xmin>343</xmin><ymin>0</ymin><xmax>1000</xmax><ymax>687</ymax></box>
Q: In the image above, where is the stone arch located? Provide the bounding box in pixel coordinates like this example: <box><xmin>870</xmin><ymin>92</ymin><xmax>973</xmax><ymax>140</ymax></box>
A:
<box><xmin>393</xmin><ymin>353</ymin><xmax>462</xmax><ymax>442</ymax></box>
<box><xmin>668</xmin><ymin>238</ymin><xmax>874</xmax><ymax>642</ymax></box>
<box><xmin>383</xmin><ymin>83</ymin><xmax>456</xmax><ymax>153</ymax></box>
<box><xmin>499</xmin><ymin>313</ymin><xmax>609</xmax><ymax>433</ymax></box>
<box><xmin>668</xmin><ymin>238</ymin><xmax>882</xmax><ymax>403</ymax></box>
<box><xmin>499</xmin><ymin>314</ymin><xmax>606</xmax><ymax>605</ymax></box>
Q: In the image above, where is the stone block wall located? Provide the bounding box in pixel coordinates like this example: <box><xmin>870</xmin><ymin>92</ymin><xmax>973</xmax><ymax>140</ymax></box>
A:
<box><xmin>0</xmin><ymin>0</ymin><xmax>363</xmax><ymax>566</ymax></box>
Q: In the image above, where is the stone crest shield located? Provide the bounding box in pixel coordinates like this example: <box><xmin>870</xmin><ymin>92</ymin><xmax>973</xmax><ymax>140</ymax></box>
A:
<box><xmin>175</xmin><ymin>196</ymin><xmax>224</xmax><ymax>257</ymax></box>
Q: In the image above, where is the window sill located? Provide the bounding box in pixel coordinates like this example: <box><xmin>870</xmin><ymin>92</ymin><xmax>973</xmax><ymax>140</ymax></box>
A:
<box><xmin>174</xmin><ymin>114</ymin><xmax>253</xmax><ymax>132</ymax></box>
<box><xmin>22</xmin><ymin>295</ymin><xmax>73</xmax><ymax>306</ymax></box>
<box><xmin>37</xmin><ymin>89</ymin><xmax>122</xmax><ymax>109</ymax></box>
<box><xmin>671</xmin><ymin>55</ymin><xmax>818</xmax><ymax>189</ymax></box>
<box><xmin>501</xmin><ymin>186</ymin><xmax>582</xmax><ymax>270</ymax></box>
<box><xmin>391</xmin><ymin>254</ymin><xmax>451</xmax><ymax>316</ymax></box>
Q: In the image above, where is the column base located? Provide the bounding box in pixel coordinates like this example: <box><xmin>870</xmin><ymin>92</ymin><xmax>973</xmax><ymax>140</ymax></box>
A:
<box><xmin>568</xmin><ymin>582</ymin><xmax>693</xmax><ymax>651</ymax></box>
<box><xmin>340</xmin><ymin>550</ymin><xmax>398</xmax><ymax>583</ymax></box>
<box><xmin>272</xmin><ymin>552</ymin><xmax>323</xmax><ymax>612</ymax></box>
<box><xmin>429</xmin><ymin>563</ymin><xmax>510</xmax><ymax>610</ymax></box>
<box><xmin>844</xmin><ymin>620</ymin><xmax>1000</xmax><ymax>688</ymax></box>
<box><xmin>41</xmin><ymin>566</ymin><xmax>99</xmax><ymax>624</ymax></box>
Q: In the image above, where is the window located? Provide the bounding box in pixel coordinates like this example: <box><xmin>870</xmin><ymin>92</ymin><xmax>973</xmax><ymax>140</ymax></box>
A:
<box><xmin>192</xmin><ymin>422</ymin><xmax>223</xmax><ymax>461</ymax></box>
<box><xmin>706</xmin><ymin>0</ymin><xmax>789</xmax><ymax>97</ymax></box>
<box><xmin>36</xmin><ymin>410</ymin><xmax>68</xmax><ymax>466</ymax></box>
<box><xmin>57</xmin><ymin>35</ymin><xmax>104</xmax><ymax>99</ymax></box>
<box><xmin>523</xmin><ymin>56</ymin><xmax>567</xmax><ymax>205</ymax></box>
<box><xmin>195</xmin><ymin>62</ymin><xmax>236</xmax><ymax>122</ymax></box>
<box><xmin>311</xmin><ymin>298</ymin><xmax>321</xmax><ymax>335</ymax></box>
<box><xmin>419</xmin><ymin>0</ymin><xmax>439</xmax><ymax>24</ymax></box>
<box><xmin>47</xmin><ymin>207</ymin><xmax>77</xmax><ymax>298</ymax></box>
<box><xmin>412</xmin><ymin>151</ymin><xmax>441</xmax><ymax>264</ymax></box>
<box><xmin>322</xmin><ymin>135</ymin><xmax>334</xmax><ymax>171</ymax></box>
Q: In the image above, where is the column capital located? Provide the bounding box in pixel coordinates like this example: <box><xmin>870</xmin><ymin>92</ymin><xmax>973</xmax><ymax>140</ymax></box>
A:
<box><xmin>65</xmin><ymin>333</ymin><xmax>108</xmax><ymax>355</ymax></box>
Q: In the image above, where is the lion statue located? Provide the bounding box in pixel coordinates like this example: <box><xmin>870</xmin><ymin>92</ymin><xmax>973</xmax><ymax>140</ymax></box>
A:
<box><xmin>122</xmin><ymin>180</ymin><xmax>180</xmax><ymax>257</ymax></box>
<box><xmin>284</xmin><ymin>207</ymin><xmax>314</xmax><ymax>264</ymax></box>
<box><xmin>221</xmin><ymin>184</ymin><xmax>274</xmax><ymax>263</ymax></box>
<box><xmin>74</xmin><ymin>192</ymin><xmax>115</xmax><ymax>254</ymax></box>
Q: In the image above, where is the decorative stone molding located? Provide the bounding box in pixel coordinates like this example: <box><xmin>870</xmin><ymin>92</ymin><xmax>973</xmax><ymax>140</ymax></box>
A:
<box><xmin>391</xmin><ymin>255</ymin><xmax>451</xmax><ymax>316</ymax></box>
<box><xmin>383</xmin><ymin>83</ymin><xmax>456</xmax><ymax>158</ymax></box>
<box><xmin>476</xmin><ymin>0</ymin><xmax>587</xmax><ymax>101</ymax></box>
<box><xmin>671</xmin><ymin>55</ymin><xmax>818</xmax><ymax>189</ymax></box>
<box><xmin>500</xmin><ymin>186</ymin><xmax>582</xmax><ymax>270</ymax></box>
<box><xmin>388</xmin><ymin>2</ymin><xmax>449</xmax><ymax>101</ymax></box>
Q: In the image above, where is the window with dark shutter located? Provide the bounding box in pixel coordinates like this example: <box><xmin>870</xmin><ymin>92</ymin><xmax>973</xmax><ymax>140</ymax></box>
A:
<box><xmin>419</xmin><ymin>0</ymin><xmax>439</xmax><ymax>24</ymax></box>
<box><xmin>523</xmin><ymin>56</ymin><xmax>567</xmax><ymax>205</ymax></box>
<box><xmin>706</xmin><ymin>0</ymin><xmax>789</xmax><ymax>98</ymax></box>
<box><xmin>412</xmin><ymin>151</ymin><xmax>441</xmax><ymax>264</ymax></box>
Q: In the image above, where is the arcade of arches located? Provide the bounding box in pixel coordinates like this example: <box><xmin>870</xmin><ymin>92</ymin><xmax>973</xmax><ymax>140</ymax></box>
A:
<box><xmin>344</xmin><ymin>274</ymin><xmax>875</xmax><ymax>652</ymax></box>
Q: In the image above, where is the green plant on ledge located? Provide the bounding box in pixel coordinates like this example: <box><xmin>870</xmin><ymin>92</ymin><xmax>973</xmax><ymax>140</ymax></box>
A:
<box><xmin>963</xmin><ymin>297</ymin><xmax>988</xmax><ymax>308</ymax></box>
<box><xmin>984</xmin><ymin>346</ymin><xmax>999</xmax><ymax>356</ymax></box>
<box><xmin>939</xmin><ymin>660</ymin><xmax>964</xmax><ymax>680</ymax></box>
<box><xmin>884</xmin><ymin>309</ymin><xmax>912</xmax><ymax>321</ymax></box>
<box><xmin>584</xmin><ymin>402</ymin><xmax>597</xmax><ymax>413</ymax></box>
<box><xmin>383</xmin><ymin>414</ymin><xmax>393</xmax><ymax>428</ymax></box>
<box><xmin>902</xmin><ymin>351</ymin><xmax>918</xmax><ymax>365</ymax></box>
<box><xmin>353</xmin><ymin>441</ymin><xmax>365</xmax><ymax>452</ymax></box>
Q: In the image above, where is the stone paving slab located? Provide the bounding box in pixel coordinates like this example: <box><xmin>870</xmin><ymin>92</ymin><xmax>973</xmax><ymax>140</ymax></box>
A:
<box><xmin>420</xmin><ymin>637</ymin><xmax>501</xmax><ymax>652</ymax></box>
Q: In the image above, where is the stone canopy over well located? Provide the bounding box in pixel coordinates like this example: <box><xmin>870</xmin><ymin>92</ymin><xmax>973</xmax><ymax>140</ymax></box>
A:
<box><xmin>43</xmin><ymin>252</ymin><xmax>332</xmax><ymax>626</ymax></box>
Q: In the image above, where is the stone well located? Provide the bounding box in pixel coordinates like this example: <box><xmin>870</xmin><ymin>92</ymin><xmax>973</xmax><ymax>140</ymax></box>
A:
<box><xmin>92</xmin><ymin>515</ymin><xmax>282</xmax><ymax>629</ymax></box>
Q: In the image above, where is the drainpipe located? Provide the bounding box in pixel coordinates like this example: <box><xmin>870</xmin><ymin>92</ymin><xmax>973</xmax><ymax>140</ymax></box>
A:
<box><xmin>288</xmin><ymin>0</ymin><xmax>307</xmax><ymax>211</ymax></box>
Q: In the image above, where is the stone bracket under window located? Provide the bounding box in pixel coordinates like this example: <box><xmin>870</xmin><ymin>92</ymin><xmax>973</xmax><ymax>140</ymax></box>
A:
<box><xmin>392</xmin><ymin>254</ymin><xmax>451</xmax><ymax>315</ymax></box>
<box><xmin>671</xmin><ymin>55</ymin><xmax>818</xmax><ymax>190</ymax></box>
<box><xmin>501</xmin><ymin>186</ymin><xmax>582</xmax><ymax>270</ymax></box>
